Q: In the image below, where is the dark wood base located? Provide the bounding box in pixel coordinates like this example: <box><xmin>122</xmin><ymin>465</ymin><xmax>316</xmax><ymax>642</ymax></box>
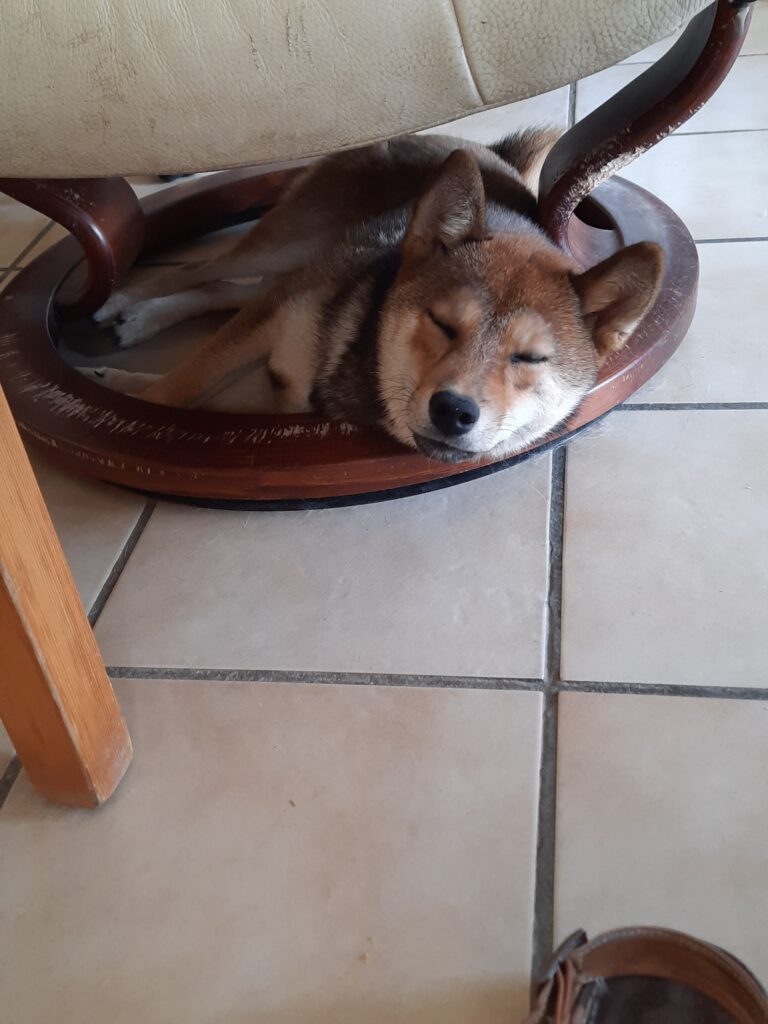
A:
<box><xmin>0</xmin><ymin>0</ymin><xmax>752</xmax><ymax>507</ymax></box>
<box><xmin>0</xmin><ymin>173</ymin><xmax>697</xmax><ymax>505</ymax></box>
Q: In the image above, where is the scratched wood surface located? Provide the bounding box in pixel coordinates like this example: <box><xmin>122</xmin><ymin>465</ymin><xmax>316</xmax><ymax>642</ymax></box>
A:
<box><xmin>0</xmin><ymin>0</ymin><xmax>751</xmax><ymax>505</ymax></box>
<box><xmin>0</xmin><ymin>176</ymin><xmax>697</xmax><ymax>504</ymax></box>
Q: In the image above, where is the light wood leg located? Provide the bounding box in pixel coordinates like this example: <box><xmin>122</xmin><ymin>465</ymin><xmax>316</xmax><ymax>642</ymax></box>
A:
<box><xmin>0</xmin><ymin>386</ymin><xmax>131</xmax><ymax>807</ymax></box>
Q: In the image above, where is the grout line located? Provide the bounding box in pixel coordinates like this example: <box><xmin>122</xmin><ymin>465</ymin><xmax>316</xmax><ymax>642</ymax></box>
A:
<box><xmin>557</xmin><ymin>680</ymin><xmax>768</xmax><ymax>700</ymax></box>
<box><xmin>106</xmin><ymin>665</ymin><xmax>545</xmax><ymax>690</ymax></box>
<box><xmin>638</xmin><ymin>127</ymin><xmax>768</xmax><ymax>139</ymax></box>
<box><xmin>619</xmin><ymin>402</ymin><xmax>768</xmax><ymax>411</ymax></box>
<box><xmin>105</xmin><ymin>665</ymin><xmax>768</xmax><ymax>700</ymax></box>
<box><xmin>673</xmin><ymin>127</ymin><xmax>768</xmax><ymax>137</ymax></box>
<box><xmin>0</xmin><ymin>757</ymin><xmax>21</xmax><ymax>812</ymax></box>
<box><xmin>694</xmin><ymin>236</ymin><xmax>768</xmax><ymax>245</ymax></box>
<box><xmin>9</xmin><ymin>220</ymin><xmax>55</xmax><ymax>269</ymax></box>
<box><xmin>530</xmin><ymin>692</ymin><xmax>559</xmax><ymax>984</ymax></box>
<box><xmin>105</xmin><ymin>667</ymin><xmax>768</xmax><ymax>700</ymax></box>
<box><xmin>544</xmin><ymin>448</ymin><xmax>566</xmax><ymax>686</ymax></box>
<box><xmin>530</xmin><ymin>446</ymin><xmax>567</xmax><ymax>982</ymax></box>
<box><xmin>88</xmin><ymin>501</ymin><xmax>156</xmax><ymax>626</ymax></box>
<box><xmin>568</xmin><ymin>82</ymin><xmax>577</xmax><ymax>129</ymax></box>
<box><xmin>622</xmin><ymin>50</ymin><xmax>768</xmax><ymax>67</ymax></box>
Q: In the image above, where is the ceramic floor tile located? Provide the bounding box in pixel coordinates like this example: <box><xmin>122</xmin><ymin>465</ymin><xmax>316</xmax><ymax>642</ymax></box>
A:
<box><xmin>96</xmin><ymin>458</ymin><xmax>552</xmax><ymax>677</ymax></box>
<box><xmin>0</xmin><ymin>678</ymin><xmax>542</xmax><ymax>1024</ymax></box>
<box><xmin>620</xmin><ymin>130</ymin><xmax>768</xmax><ymax>240</ymax></box>
<box><xmin>17</xmin><ymin>221</ymin><xmax>70</xmax><ymax>266</ymax></box>
<box><xmin>577</xmin><ymin>55</ymin><xmax>768</xmax><ymax>132</ymax></box>
<box><xmin>0</xmin><ymin>197</ymin><xmax>49</xmax><ymax>267</ymax></box>
<box><xmin>555</xmin><ymin>692</ymin><xmax>768</xmax><ymax>982</ymax></box>
<box><xmin>745</xmin><ymin>0</ymin><xmax>768</xmax><ymax>55</ymax></box>
<box><xmin>627</xmin><ymin>240</ymin><xmax>768</xmax><ymax>403</ymax></box>
<box><xmin>621</xmin><ymin>0</ymin><xmax>768</xmax><ymax>62</ymax></box>
<box><xmin>561</xmin><ymin>411</ymin><xmax>768</xmax><ymax>686</ymax></box>
<box><xmin>422</xmin><ymin>88</ymin><xmax>570</xmax><ymax>144</ymax></box>
<box><xmin>28</xmin><ymin>451</ymin><xmax>147</xmax><ymax>613</ymax></box>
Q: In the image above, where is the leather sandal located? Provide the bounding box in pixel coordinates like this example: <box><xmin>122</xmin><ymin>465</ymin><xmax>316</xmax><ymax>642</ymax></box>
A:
<box><xmin>523</xmin><ymin>926</ymin><xmax>768</xmax><ymax>1023</ymax></box>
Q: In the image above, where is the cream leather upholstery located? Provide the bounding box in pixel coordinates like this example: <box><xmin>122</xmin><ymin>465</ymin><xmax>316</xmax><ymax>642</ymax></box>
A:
<box><xmin>0</xmin><ymin>0</ymin><xmax>710</xmax><ymax>177</ymax></box>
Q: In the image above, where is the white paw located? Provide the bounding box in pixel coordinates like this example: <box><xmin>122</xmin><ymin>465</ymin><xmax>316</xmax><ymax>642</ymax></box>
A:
<box><xmin>78</xmin><ymin>366</ymin><xmax>160</xmax><ymax>396</ymax></box>
<box><xmin>112</xmin><ymin>301</ymin><xmax>164</xmax><ymax>348</ymax></box>
<box><xmin>92</xmin><ymin>289</ymin><xmax>138</xmax><ymax>326</ymax></box>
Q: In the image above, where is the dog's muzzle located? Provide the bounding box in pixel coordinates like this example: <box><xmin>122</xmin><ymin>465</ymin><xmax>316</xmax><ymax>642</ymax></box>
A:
<box><xmin>412</xmin><ymin>433</ymin><xmax>477</xmax><ymax>464</ymax></box>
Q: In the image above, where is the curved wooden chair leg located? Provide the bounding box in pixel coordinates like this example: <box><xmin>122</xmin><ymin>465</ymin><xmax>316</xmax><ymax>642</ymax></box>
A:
<box><xmin>540</xmin><ymin>0</ymin><xmax>755</xmax><ymax>247</ymax></box>
<box><xmin>0</xmin><ymin>176</ymin><xmax>144</xmax><ymax>319</ymax></box>
<box><xmin>0</xmin><ymin>0</ymin><xmax>754</xmax><ymax>507</ymax></box>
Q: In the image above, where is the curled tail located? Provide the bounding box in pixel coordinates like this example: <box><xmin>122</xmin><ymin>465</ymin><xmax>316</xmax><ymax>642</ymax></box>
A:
<box><xmin>489</xmin><ymin>126</ymin><xmax>561</xmax><ymax>196</ymax></box>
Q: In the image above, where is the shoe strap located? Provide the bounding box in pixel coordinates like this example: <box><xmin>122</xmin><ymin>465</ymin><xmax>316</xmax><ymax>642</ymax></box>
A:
<box><xmin>523</xmin><ymin>926</ymin><xmax>768</xmax><ymax>1024</ymax></box>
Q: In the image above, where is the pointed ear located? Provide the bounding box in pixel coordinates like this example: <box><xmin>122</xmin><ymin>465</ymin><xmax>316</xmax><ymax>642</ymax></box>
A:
<box><xmin>571</xmin><ymin>242</ymin><xmax>664</xmax><ymax>363</ymax></box>
<box><xmin>402</xmin><ymin>150</ymin><xmax>486</xmax><ymax>266</ymax></box>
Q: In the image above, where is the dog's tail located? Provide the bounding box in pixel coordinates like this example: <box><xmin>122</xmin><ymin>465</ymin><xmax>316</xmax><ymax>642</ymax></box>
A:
<box><xmin>489</xmin><ymin>126</ymin><xmax>561</xmax><ymax>196</ymax></box>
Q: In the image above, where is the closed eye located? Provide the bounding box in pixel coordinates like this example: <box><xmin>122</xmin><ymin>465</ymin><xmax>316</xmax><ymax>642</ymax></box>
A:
<box><xmin>427</xmin><ymin>309</ymin><xmax>458</xmax><ymax>341</ymax></box>
<box><xmin>510</xmin><ymin>352</ymin><xmax>549</xmax><ymax>365</ymax></box>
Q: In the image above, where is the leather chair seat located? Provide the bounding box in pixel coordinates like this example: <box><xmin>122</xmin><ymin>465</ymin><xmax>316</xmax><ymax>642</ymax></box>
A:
<box><xmin>0</xmin><ymin>0</ymin><xmax>709</xmax><ymax>177</ymax></box>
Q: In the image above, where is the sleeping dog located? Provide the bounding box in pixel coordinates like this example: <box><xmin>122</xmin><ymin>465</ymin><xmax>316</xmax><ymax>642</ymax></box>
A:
<box><xmin>88</xmin><ymin>129</ymin><xmax>662</xmax><ymax>463</ymax></box>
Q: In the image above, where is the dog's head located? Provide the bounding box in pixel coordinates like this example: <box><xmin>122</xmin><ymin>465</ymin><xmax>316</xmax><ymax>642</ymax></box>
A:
<box><xmin>379</xmin><ymin>150</ymin><xmax>663</xmax><ymax>462</ymax></box>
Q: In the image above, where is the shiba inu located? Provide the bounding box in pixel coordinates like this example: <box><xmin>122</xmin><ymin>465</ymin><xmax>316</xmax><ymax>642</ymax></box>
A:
<box><xmin>88</xmin><ymin>129</ymin><xmax>663</xmax><ymax>464</ymax></box>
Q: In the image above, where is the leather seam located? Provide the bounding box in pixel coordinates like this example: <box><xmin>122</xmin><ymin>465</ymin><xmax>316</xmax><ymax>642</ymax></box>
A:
<box><xmin>445</xmin><ymin>0</ymin><xmax>487</xmax><ymax>105</ymax></box>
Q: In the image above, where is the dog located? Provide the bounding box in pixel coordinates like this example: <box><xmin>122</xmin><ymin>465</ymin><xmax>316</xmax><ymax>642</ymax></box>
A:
<box><xmin>86</xmin><ymin>129</ymin><xmax>663</xmax><ymax>464</ymax></box>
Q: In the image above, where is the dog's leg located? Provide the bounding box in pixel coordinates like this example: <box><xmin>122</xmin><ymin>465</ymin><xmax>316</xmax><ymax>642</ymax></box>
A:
<box><xmin>94</xmin><ymin>155</ymin><xmax>386</xmax><ymax>324</ymax></box>
<box><xmin>77</xmin><ymin>367</ymin><xmax>162</xmax><ymax>395</ymax></box>
<box><xmin>111</xmin><ymin>280</ymin><xmax>268</xmax><ymax>348</ymax></box>
<box><xmin>137</xmin><ymin>299</ymin><xmax>282</xmax><ymax>408</ymax></box>
<box><xmin>93</xmin><ymin>258</ymin><xmax>263</xmax><ymax>326</ymax></box>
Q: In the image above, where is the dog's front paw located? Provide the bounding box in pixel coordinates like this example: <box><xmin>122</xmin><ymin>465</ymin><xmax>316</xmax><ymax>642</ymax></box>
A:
<box><xmin>92</xmin><ymin>289</ymin><xmax>138</xmax><ymax>327</ymax></box>
<box><xmin>77</xmin><ymin>366</ymin><xmax>160</xmax><ymax>396</ymax></box>
<box><xmin>112</xmin><ymin>303</ymin><xmax>159</xmax><ymax>348</ymax></box>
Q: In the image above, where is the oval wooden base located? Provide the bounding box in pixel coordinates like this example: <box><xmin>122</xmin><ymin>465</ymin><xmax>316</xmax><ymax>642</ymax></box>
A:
<box><xmin>0</xmin><ymin>172</ymin><xmax>697</xmax><ymax>508</ymax></box>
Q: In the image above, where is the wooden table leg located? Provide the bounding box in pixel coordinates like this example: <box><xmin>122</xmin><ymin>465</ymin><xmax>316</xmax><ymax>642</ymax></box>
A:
<box><xmin>0</xmin><ymin>385</ymin><xmax>131</xmax><ymax>807</ymax></box>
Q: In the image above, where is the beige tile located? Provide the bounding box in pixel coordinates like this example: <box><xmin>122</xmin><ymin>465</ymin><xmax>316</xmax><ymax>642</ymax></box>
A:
<box><xmin>621</xmin><ymin>1</ymin><xmax>768</xmax><ymax>62</ymax></box>
<box><xmin>621</xmin><ymin>130</ymin><xmax>768</xmax><ymax>240</ymax></box>
<box><xmin>422</xmin><ymin>87</ymin><xmax>570</xmax><ymax>144</ymax></box>
<box><xmin>744</xmin><ymin>0</ymin><xmax>768</xmax><ymax>56</ymax></box>
<box><xmin>28</xmin><ymin>451</ymin><xmax>147</xmax><ymax>613</ymax></box>
<box><xmin>561</xmin><ymin>411</ymin><xmax>768</xmax><ymax>686</ymax></box>
<box><xmin>577</xmin><ymin>55</ymin><xmax>768</xmax><ymax>132</ymax></box>
<box><xmin>628</xmin><ymin>240</ymin><xmax>768</xmax><ymax>403</ymax></box>
<box><xmin>0</xmin><ymin>196</ymin><xmax>49</xmax><ymax>266</ymax></box>
<box><xmin>555</xmin><ymin>692</ymin><xmax>768</xmax><ymax>981</ymax></box>
<box><xmin>0</xmin><ymin>678</ymin><xmax>542</xmax><ymax>1024</ymax></box>
<box><xmin>128</xmin><ymin>176</ymin><xmax>187</xmax><ymax>198</ymax></box>
<box><xmin>17</xmin><ymin>221</ymin><xmax>70</xmax><ymax>266</ymax></box>
<box><xmin>96</xmin><ymin>458</ymin><xmax>552</xmax><ymax>677</ymax></box>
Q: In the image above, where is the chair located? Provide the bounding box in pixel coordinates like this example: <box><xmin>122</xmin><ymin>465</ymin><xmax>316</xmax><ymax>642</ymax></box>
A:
<box><xmin>0</xmin><ymin>0</ymin><xmax>755</xmax><ymax>805</ymax></box>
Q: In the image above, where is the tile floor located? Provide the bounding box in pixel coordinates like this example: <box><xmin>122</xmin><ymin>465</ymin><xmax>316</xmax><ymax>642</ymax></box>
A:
<box><xmin>2</xmin><ymin>6</ymin><xmax>768</xmax><ymax>1021</ymax></box>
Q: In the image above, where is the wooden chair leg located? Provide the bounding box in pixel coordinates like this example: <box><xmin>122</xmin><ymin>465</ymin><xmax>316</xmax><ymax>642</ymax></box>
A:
<box><xmin>539</xmin><ymin>0</ymin><xmax>755</xmax><ymax>246</ymax></box>
<box><xmin>0</xmin><ymin>175</ymin><xmax>144</xmax><ymax>319</ymax></box>
<box><xmin>0</xmin><ymin>385</ymin><xmax>131</xmax><ymax>807</ymax></box>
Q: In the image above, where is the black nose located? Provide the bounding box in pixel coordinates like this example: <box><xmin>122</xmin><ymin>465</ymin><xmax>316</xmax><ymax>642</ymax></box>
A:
<box><xmin>429</xmin><ymin>390</ymin><xmax>480</xmax><ymax>437</ymax></box>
